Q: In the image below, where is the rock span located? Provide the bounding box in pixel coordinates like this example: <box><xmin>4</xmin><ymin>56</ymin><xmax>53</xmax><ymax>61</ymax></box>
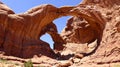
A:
<box><xmin>0</xmin><ymin>1</ymin><xmax>105</xmax><ymax>58</ymax></box>
<box><xmin>0</xmin><ymin>0</ymin><xmax>120</xmax><ymax>67</ymax></box>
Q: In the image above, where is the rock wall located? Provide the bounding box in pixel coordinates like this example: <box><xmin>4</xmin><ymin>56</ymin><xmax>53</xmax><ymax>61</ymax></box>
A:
<box><xmin>63</xmin><ymin>0</ymin><xmax>120</xmax><ymax>67</ymax></box>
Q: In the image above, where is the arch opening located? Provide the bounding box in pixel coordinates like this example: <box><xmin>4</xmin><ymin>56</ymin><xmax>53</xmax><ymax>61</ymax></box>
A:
<box><xmin>40</xmin><ymin>16</ymin><xmax>72</xmax><ymax>49</ymax></box>
<box><xmin>54</xmin><ymin>16</ymin><xmax>72</xmax><ymax>34</ymax></box>
<box><xmin>40</xmin><ymin>33</ymin><xmax>54</xmax><ymax>49</ymax></box>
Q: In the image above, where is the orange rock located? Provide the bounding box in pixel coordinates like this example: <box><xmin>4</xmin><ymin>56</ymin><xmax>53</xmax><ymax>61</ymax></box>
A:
<box><xmin>0</xmin><ymin>1</ymin><xmax>120</xmax><ymax>67</ymax></box>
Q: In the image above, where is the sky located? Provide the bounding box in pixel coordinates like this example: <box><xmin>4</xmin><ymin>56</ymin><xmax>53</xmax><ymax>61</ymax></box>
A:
<box><xmin>1</xmin><ymin>0</ymin><xmax>82</xmax><ymax>49</ymax></box>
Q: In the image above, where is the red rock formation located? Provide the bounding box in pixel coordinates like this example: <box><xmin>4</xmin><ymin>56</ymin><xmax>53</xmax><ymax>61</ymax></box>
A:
<box><xmin>81</xmin><ymin>0</ymin><xmax>120</xmax><ymax>7</ymax></box>
<box><xmin>0</xmin><ymin>3</ymin><xmax>61</xmax><ymax>58</ymax></box>
<box><xmin>0</xmin><ymin>2</ymin><xmax>14</xmax><ymax>14</ymax></box>
<box><xmin>0</xmin><ymin>0</ymin><xmax>120</xmax><ymax>67</ymax></box>
<box><xmin>69</xmin><ymin>0</ymin><xmax>120</xmax><ymax>67</ymax></box>
<box><xmin>42</xmin><ymin>22</ymin><xmax>65</xmax><ymax>51</ymax></box>
<box><xmin>60</xmin><ymin>4</ymin><xmax>107</xmax><ymax>57</ymax></box>
<box><xmin>0</xmin><ymin>2</ymin><xmax>15</xmax><ymax>49</ymax></box>
<box><xmin>0</xmin><ymin>2</ymin><xmax>81</xmax><ymax>58</ymax></box>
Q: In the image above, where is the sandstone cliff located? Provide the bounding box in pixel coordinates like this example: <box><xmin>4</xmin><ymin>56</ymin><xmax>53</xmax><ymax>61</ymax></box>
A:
<box><xmin>0</xmin><ymin>0</ymin><xmax>120</xmax><ymax>67</ymax></box>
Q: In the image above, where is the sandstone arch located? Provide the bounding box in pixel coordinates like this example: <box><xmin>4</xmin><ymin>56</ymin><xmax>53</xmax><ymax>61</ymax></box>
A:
<box><xmin>0</xmin><ymin>2</ymin><xmax>106</xmax><ymax>58</ymax></box>
<box><xmin>0</xmin><ymin>0</ymin><xmax>120</xmax><ymax>67</ymax></box>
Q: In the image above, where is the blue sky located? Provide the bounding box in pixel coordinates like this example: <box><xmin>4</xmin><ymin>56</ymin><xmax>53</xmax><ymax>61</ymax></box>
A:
<box><xmin>1</xmin><ymin>0</ymin><xmax>82</xmax><ymax>49</ymax></box>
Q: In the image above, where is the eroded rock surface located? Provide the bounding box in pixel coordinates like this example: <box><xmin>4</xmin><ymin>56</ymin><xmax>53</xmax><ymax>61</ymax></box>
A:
<box><xmin>0</xmin><ymin>0</ymin><xmax>120</xmax><ymax>67</ymax></box>
<box><xmin>67</xmin><ymin>0</ymin><xmax>120</xmax><ymax>67</ymax></box>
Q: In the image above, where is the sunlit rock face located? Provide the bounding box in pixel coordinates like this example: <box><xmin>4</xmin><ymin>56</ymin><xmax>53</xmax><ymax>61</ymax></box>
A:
<box><xmin>0</xmin><ymin>3</ymin><xmax>57</xmax><ymax>58</ymax></box>
<box><xmin>63</xmin><ymin>0</ymin><xmax>120</xmax><ymax>67</ymax></box>
<box><xmin>0</xmin><ymin>2</ymin><xmax>75</xmax><ymax>58</ymax></box>
<box><xmin>0</xmin><ymin>0</ymin><xmax>120</xmax><ymax>66</ymax></box>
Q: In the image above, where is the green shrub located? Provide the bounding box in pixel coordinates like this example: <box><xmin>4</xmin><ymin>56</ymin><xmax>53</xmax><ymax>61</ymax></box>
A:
<box><xmin>0</xmin><ymin>58</ymin><xmax>7</xmax><ymax>63</ymax></box>
<box><xmin>24</xmin><ymin>60</ymin><xmax>33</xmax><ymax>67</ymax></box>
